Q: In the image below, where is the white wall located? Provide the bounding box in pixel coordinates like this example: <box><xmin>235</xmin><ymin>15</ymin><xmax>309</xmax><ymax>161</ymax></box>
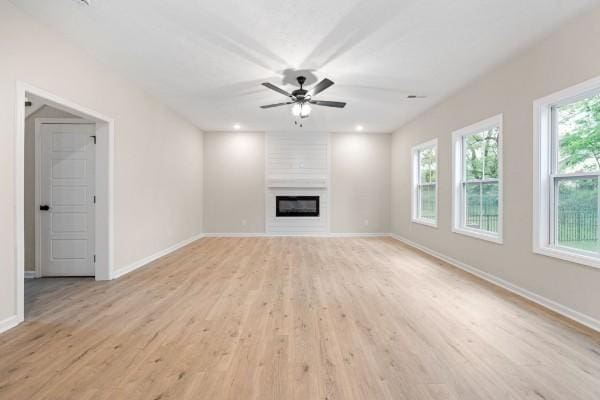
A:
<box><xmin>203</xmin><ymin>131</ymin><xmax>390</xmax><ymax>234</ymax></box>
<box><xmin>331</xmin><ymin>133</ymin><xmax>390</xmax><ymax>234</ymax></box>
<box><xmin>391</xmin><ymin>7</ymin><xmax>600</xmax><ymax>324</ymax></box>
<box><xmin>0</xmin><ymin>0</ymin><xmax>203</xmax><ymax>324</ymax></box>
<box><xmin>203</xmin><ymin>132</ymin><xmax>265</xmax><ymax>233</ymax></box>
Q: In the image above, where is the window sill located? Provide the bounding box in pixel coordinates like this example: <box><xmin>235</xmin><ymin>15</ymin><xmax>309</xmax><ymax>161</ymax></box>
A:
<box><xmin>533</xmin><ymin>245</ymin><xmax>600</xmax><ymax>270</ymax></box>
<box><xmin>452</xmin><ymin>226</ymin><xmax>503</xmax><ymax>244</ymax></box>
<box><xmin>412</xmin><ymin>218</ymin><xmax>438</xmax><ymax>228</ymax></box>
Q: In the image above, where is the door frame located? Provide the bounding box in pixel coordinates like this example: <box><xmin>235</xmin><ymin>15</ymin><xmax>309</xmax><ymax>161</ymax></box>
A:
<box><xmin>15</xmin><ymin>81</ymin><xmax>115</xmax><ymax>324</ymax></box>
<box><xmin>34</xmin><ymin>118</ymin><xmax>96</xmax><ymax>278</ymax></box>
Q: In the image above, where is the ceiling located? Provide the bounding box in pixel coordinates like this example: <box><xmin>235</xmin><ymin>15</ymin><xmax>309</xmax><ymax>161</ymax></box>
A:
<box><xmin>11</xmin><ymin>0</ymin><xmax>600</xmax><ymax>132</ymax></box>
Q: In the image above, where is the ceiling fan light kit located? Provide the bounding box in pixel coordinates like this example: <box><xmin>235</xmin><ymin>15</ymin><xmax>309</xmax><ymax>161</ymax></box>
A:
<box><xmin>261</xmin><ymin>76</ymin><xmax>346</xmax><ymax>126</ymax></box>
<box><xmin>291</xmin><ymin>103</ymin><xmax>311</xmax><ymax>117</ymax></box>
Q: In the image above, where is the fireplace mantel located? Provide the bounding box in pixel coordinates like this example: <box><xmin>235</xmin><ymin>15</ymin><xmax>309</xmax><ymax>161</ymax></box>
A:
<box><xmin>267</xmin><ymin>177</ymin><xmax>328</xmax><ymax>189</ymax></box>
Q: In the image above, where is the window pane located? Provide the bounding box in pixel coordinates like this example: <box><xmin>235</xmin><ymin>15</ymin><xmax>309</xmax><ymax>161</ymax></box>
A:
<box><xmin>465</xmin><ymin>183</ymin><xmax>482</xmax><ymax>229</ymax></box>
<box><xmin>556</xmin><ymin>92</ymin><xmax>600</xmax><ymax>174</ymax></box>
<box><xmin>481</xmin><ymin>182</ymin><xmax>499</xmax><ymax>233</ymax></box>
<box><xmin>465</xmin><ymin>134</ymin><xmax>483</xmax><ymax>180</ymax></box>
<box><xmin>419</xmin><ymin>147</ymin><xmax>436</xmax><ymax>184</ymax></box>
<box><xmin>556</xmin><ymin>177</ymin><xmax>599</xmax><ymax>253</ymax></box>
<box><xmin>464</xmin><ymin>128</ymin><xmax>499</xmax><ymax>181</ymax></box>
<box><xmin>464</xmin><ymin>182</ymin><xmax>499</xmax><ymax>233</ymax></box>
<box><xmin>419</xmin><ymin>185</ymin><xmax>436</xmax><ymax>221</ymax></box>
<box><xmin>483</xmin><ymin>127</ymin><xmax>499</xmax><ymax>179</ymax></box>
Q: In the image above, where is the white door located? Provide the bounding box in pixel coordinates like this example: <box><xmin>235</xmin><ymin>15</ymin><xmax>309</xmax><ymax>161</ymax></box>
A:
<box><xmin>39</xmin><ymin>122</ymin><xmax>96</xmax><ymax>276</ymax></box>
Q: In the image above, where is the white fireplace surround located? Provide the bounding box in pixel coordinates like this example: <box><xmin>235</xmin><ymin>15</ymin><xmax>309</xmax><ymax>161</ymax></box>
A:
<box><xmin>265</xmin><ymin>132</ymin><xmax>331</xmax><ymax>234</ymax></box>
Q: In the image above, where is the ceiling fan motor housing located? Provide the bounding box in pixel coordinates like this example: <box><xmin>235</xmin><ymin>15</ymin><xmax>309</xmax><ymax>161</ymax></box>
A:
<box><xmin>292</xmin><ymin>89</ymin><xmax>308</xmax><ymax>100</ymax></box>
<box><xmin>293</xmin><ymin>76</ymin><xmax>308</xmax><ymax>100</ymax></box>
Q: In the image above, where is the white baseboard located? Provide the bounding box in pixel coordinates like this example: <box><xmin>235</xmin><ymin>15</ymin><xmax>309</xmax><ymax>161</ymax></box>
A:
<box><xmin>328</xmin><ymin>232</ymin><xmax>390</xmax><ymax>237</ymax></box>
<box><xmin>0</xmin><ymin>315</ymin><xmax>20</xmax><ymax>334</ymax></box>
<box><xmin>203</xmin><ymin>232</ymin><xmax>391</xmax><ymax>238</ymax></box>
<box><xmin>111</xmin><ymin>233</ymin><xmax>204</xmax><ymax>279</ymax></box>
<box><xmin>390</xmin><ymin>234</ymin><xmax>600</xmax><ymax>333</ymax></box>
<box><xmin>203</xmin><ymin>232</ymin><xmax>267</xmax><ymax>237</ymax></box>
<box><xmin>24</xmin><ymin>271</ymin><xmax>37</xmax><ymax>279</ymax></box>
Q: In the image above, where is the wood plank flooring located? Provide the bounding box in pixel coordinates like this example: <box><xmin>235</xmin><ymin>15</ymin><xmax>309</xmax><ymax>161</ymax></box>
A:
<box><xmin>1</xmin><ymin>237</ymin><xmax>599</xmax><ymax>399</ymax></box>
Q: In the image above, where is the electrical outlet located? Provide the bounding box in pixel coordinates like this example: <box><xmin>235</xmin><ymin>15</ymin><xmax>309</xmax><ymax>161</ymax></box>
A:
<box><xmin>364</xmin><ymin>219</ymin><xmax>369</xmax><ymax>226</ymax></box>
<box><xmin>241</xmin><ymin>219</ymin><xmax>247</xmax><ymax>227</ymax></box>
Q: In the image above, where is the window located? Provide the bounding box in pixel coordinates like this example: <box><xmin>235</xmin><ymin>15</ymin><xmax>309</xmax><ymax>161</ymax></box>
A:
<box><xmin>534</xmin><ymin>77</ymin><xmax>600</xmax><ymax>268</ymax></box>
<box><xmin>452</xmin><ymin>115</ymin><xmax>503</xmax><ymax>243</ymax></box>
<box><xmin>411</xmin><ymin>139</ymin><xmax>438</xmax><ymax>227</ymax></box>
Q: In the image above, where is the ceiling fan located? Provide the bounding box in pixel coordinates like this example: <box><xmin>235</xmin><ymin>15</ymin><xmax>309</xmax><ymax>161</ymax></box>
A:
<box><xmin>260</xmin><ymin>76</ymin><xmax>346</xmax><ymax>120</ymax></box>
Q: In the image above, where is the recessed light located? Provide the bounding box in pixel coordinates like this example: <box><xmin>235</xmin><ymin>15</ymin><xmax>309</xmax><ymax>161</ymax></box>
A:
<box><xmin>233</xmin><ymin>124</ymin><xmax>241</xmax><ymax>130</ymax></box>
<box><xmin>356</xmin><ymin>125</ymin><xmax>364</xmax><ymax>132</ymax></box>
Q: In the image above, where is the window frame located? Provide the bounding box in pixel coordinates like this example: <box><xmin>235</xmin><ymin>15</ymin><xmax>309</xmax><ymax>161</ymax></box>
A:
<box><xmin>452</xmin><ymin>114</ymin><xmax>503</xmax><ymax>244</ymax></box>
<box><xmin>533</xmin><ymin>77</ymin><xmax>600</xmax><ymax>269</ymax></box>
<box><xmin>411</xmin><ymin>139</ymin><xmax>438</xmax><ymax>228</ymax></box>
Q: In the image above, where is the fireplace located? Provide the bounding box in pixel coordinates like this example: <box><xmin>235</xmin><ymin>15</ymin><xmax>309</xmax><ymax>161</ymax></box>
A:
<box><xmin>276</xmin><ymin>196</ymin><xmax>320</xmax><ymax>217</ymax></box>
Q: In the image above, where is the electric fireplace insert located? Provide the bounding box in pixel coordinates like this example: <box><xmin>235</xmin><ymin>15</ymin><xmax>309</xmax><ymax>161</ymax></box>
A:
<box><xmin>276</xmin><ymin>196</ymin><xmax>320</xmax><ymax>217</ymax></box>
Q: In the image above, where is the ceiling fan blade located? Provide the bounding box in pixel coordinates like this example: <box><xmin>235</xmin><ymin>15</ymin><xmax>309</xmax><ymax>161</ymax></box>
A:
<box><xmin>307</xmin><ymin>78</ymin><xmax>334</xmax><ymax>97</ymax></box>
<box><xmin>309</xmin><ymin>100</ymin><xmax>346</xmax><ymax>108</ymax></box>
<box><xmin>262</xmin><ymin>82</ymin><xmax>294</xmax><ymax>99</ymax></box>
<box><xmin>260</xmin><ymin>102</ymin><xmax>293</xmax><ymax>109</ymax></box>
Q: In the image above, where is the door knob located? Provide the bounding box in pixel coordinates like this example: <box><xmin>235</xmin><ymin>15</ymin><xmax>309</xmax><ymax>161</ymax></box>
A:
<box><xmin>40</xmin><ymin>205</ymin><xmax>50</xmax><ymax>211</ymax></box>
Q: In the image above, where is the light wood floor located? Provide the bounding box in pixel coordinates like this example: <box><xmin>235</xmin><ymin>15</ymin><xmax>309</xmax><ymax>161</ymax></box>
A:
<box><xmin>1</xmin><ymin>237</ymin><xmax>599</xmax><ymax>400</ymax></box>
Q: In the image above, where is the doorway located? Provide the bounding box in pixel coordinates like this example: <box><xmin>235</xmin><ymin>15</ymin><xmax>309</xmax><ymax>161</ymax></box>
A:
<box><xmin>35</xmin><ymin>119</ymin><xmax>96</xmax><ymax>277</ymax></box>
<box><xmin>15</xmin><ymin>82</ymin><xmax>114</xmax><ymax>324</ymax></box>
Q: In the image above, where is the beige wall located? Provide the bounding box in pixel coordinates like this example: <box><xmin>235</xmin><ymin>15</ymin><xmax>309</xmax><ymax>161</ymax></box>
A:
<box><xmin>203</xmin><ymin>131</ymin><xmax>391</xmax><ymax>234</ymax></box>
<box><xmin>391</xmin><ymin>8</ymin><xmax>600</xmax><ymax>322</ymax></box>
<box><xmin>203</xmin><ymin>132</ymin><xmax>265</xmax><ymax>233</ymax></box>
<box><xmin>24</xmin><ymin>105</ymin><xmax>79</xmax><ymax>272</ymax></box>
<box><xmin>0</xmin><ymin>1</ymin><xmax>203</xmax><ymax>322</ymax></box>
<box><xmin>331</xmin><ymin>133</ymin><xmax>390</xmax><ymax>233</ymax></box>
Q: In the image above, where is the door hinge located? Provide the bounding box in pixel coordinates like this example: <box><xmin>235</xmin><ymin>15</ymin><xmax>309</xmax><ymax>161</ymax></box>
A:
<box><xmin>93</xmin><ymin>195</ymin><xmax>96</xmax><ymax>204</ymax></box>
<box><xmin>93</xmin><ymin>254</ymin><xmax>96</xmax><ymax>263</ymax></box>
<box><xmin>90</xmin><ymin>135</ymin><xmax>97</xmax><ymax>144</ymax></box>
